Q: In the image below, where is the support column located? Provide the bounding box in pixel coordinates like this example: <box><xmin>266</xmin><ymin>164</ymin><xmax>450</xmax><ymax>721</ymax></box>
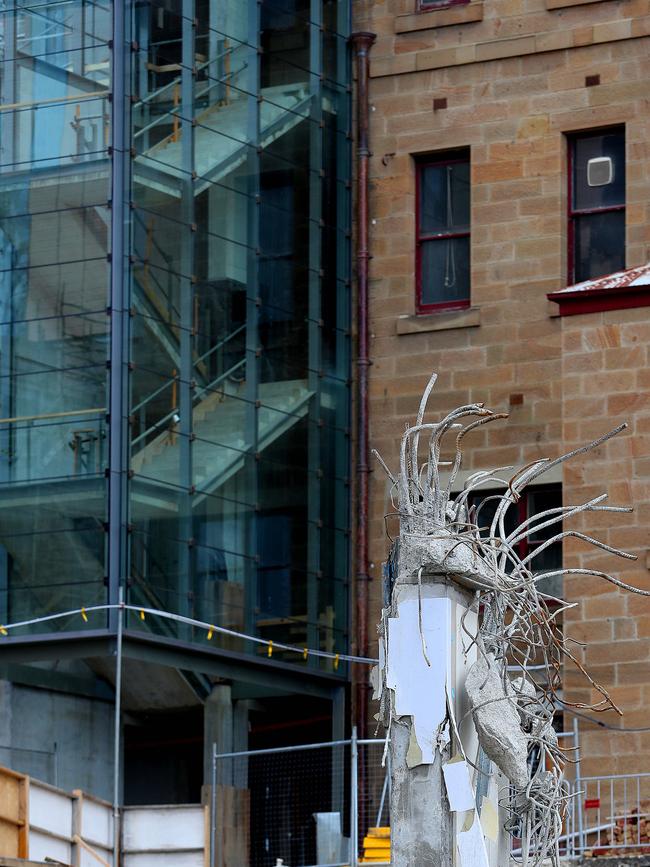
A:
<box><xmin>179</xmin><ymin>0</ymin><xmax>196</xmax><ymax>629</ymax></box>
<box><xmin>384</xmin><ymin>571</ymin><xmax>477</xmax><ymax>867</ymax></box>
<box><xmin>108</xmin><ymin>0</ymin><xmax>131</xmax><ymax>630</ymax></box>
<box><xmin>306</xmin><ymin>0</ymin><xmax>323</xmax><ymax>666</ymax></box>
<box><xmin>204</xmin><ymin>684</ymin><xmax>233</xmax><ymax>787</ymax></box>
<box><xmin>232</xmin><ymin>699</ymin><xmax>250</xmax><ymax>789</ymax></box>
<box><xmin>243</xmin><ymin>0</ymin><xmax>260</xmax><ymax>637</ymax></box>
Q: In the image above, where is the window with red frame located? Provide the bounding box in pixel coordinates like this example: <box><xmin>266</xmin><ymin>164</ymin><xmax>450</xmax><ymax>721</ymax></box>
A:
<box><xmin>416</xmin><ymin>152</ymin><xmax>470</xmax><ymax>313</ymax></box>
<box><xmin>568</xmin><ymin>127</ymin><xmax>625</xmax><ymax>285</ymax></box>
<box><xmin>468</xmin><ymin>485</ymin><xmax>563</xmax><ymax>600</ymax></box>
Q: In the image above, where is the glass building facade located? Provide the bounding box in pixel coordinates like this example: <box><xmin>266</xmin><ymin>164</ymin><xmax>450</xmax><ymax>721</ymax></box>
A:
<box><xmin>0</xmin><ymin>0</ymin><xmax>351</xmax><ymax>671</ymax></box>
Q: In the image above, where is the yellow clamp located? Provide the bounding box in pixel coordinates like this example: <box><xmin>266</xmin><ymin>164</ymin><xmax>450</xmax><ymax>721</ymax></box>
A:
<box><xmin>207</xmin><ymin>626</ymin><xmax>214</xmax><ymax>641</ymax></box>
<box><xmin>81</xmin><ymin>607</ymin><xmax>88</xmax><ymax>623</ymax></box>
<box><xmin>267</xmin><ymin>640</ymin><xmax>273</xmax><ymax>658</ymax></box>
<box><xmin>0</xmin><ymin>626</ymin><xmax>7</xmax><ymax>636</ymax></box>
<box><xmin>303</xmin><ymin>647</ymin><xmax>308</xmax><ymax>661</ymax></box>
<box><xmin>139</xmin><ymin>609</ymin><xmax>145</xmax><ymax>621</ymax></box>
<box><xmin>334</xmin><ymin>653</ymin><xmax>340</xmax><ymax>671</ymax></box>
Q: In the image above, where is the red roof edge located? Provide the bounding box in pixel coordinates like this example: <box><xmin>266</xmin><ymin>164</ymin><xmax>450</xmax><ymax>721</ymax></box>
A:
<box><xmin>547</xmin><ymin>285</ymin><xmax>650</xmax><ymax>317</ymax></box>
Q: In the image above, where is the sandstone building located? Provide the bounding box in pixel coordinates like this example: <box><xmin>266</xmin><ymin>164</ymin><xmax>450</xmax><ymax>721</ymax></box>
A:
<box><xmin>352</xmin><ymin>0</ymin><xmax>650</xmax><ymax>777</ymax></box>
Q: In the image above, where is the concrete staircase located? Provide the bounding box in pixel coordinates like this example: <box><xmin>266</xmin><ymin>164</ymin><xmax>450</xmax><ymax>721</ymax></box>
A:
<box><xmin>135</xmin><ymin>82</ymin><xmax>310</xmax><ymax>198</ymax></box>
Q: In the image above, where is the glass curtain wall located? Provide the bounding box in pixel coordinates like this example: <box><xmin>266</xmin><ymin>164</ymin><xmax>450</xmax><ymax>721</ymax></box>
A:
<box><xmin>0</xmin><ymin>0</ymin><xmax>112</xmax><ymax>625</ymax></box>
<box><xmin>0</xmin><ymin>0</ymin><xmax>351</xmax><ymax>669</ymax></box>
<box><xmin>127</xmin><ymin>0</ymin><xmax>352</xmax><ymax>671</ymax></box>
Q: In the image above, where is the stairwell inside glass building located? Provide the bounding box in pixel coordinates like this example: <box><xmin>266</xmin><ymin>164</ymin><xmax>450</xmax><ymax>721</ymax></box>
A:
<box><xmin>0</xmin><ymin>0</ymin><xmax>351</xmax><ymax>809</ymax></box>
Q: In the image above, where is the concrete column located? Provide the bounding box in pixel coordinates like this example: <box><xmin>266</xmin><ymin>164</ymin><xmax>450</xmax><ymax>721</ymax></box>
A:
<box><xmin>380</xmin><ymin>549</ymin><xmax>479</xmax><ymax>867</ymax></box>
<box><xmin>204</xmin><ymin>684</ymin><xmax>233</xmax><ymax>787</ymax></box>
<box><xmin>391</xmin><ymin>720</ymin><xmax>451</xmax><ymax>867</ymax></box>
<box><xmin>0</xmin><ymin>680</ymin><xmax>12</xmax><ymax>754</ymax></box>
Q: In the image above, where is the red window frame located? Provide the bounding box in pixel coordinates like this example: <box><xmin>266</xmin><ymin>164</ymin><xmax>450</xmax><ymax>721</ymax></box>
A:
<box><xmin>415</xmin><ymin>153</ymin><xmax>471</xmax><ymax>315</ymax></box>
<box><xmin>469</xmin><ymin>485</ymin><xmax>562</xmax><ymax>596</ymax></box>
<box><xmin>567</xmin><ymin>127</ymin><xmax>625</xmax><ymax>285</ymax></box>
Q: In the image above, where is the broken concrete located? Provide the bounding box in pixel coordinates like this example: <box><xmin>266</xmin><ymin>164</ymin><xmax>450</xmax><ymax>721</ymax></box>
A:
<box><xmin>465</xmin><ymin>654</ymin><xmax>529</xmax><ymax>789</ymax></box>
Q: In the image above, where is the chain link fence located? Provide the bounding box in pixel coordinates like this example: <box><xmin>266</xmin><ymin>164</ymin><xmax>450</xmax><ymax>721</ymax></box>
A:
<box><xmin>209</xmin><ymin>729</ymin><xmax>650</xmax><ymax>864</ymax></box>
<box><xmin>209</xmin><ymin>732</ymin><xmax>388</xmax><ymax>867</ymax></box>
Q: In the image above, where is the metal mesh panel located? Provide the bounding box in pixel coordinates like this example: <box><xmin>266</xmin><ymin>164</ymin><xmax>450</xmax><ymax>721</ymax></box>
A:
<box><xmin>212</xmin><ymin>741</ymin><xmax>352</xmax><ymax>867</ymax></box>
<box><xmin>356</xmin><ymin>741</ymin><xmax>390</xmax><ymax>863</ymax></box>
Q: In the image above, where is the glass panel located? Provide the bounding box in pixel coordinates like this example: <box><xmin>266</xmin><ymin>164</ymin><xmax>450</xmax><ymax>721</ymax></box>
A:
<box><xmin>2</xmin><ymin>95</ymin><xmax>110</xmax><ymax>170</ymax></box>
<box><xmin>0</xmin><ymin>415</ymin><xmax>107</xmax><ymax>483</ymax></box>
<box><xmin>1</xmin><ymin>0</ymin><xmax>111</xmax><ymax>64</ymax></box>
<box><xmin>0</xmin><ymin>0</ymin><xmax>111</xmax><ymax>641</ymax></box>
<box><xmin>420</xmin><ymin>236</ymin><xmax>470</xmax><ymax>307</ymax></box>
<box><xmin>419</xmin><ymin>159</ymin><xmax>470</xmax><ymax>235</ymax></box>
<box><xmin>0</xmin><ymin>476</ymin><xmax>106</xmax><ymax>630</ymax></box>
<box><xmin>574</xmin><ymin>210</ymin><xmax>625</xmax><ymax>283</ymax></box>
<box><xmin>573</xmin><ymin>130</ymin><xmax>625</xmax><ymax>211</ymax></box>
<box><xmin>261</xmin><ymin>0</ymin><xmax>311</xmax><ymax>87</ymax></box>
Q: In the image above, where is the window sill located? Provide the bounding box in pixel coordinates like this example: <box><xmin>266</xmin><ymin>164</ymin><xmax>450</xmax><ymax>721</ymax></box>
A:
<box><xmin>395</xmin><ymin>0</ymin><xmax>483</xmax><ymax>33</ymax></box>
<box><xmin>396</xmin><ymin>307</ymin><xmax>480</xmax><ymax>335</ymax></box>
<box><xmin>546</xmin><ymin>0</ymin><xmax>610</xmax><ymax>9</ymax></box>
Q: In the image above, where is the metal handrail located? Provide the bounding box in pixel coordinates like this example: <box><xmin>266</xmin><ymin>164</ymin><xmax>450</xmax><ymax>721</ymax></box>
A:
<box><xmin>0</xmin><ymin>90</ymin><xmax>107</xmax><ymax>113</ymax></box>
<box><xmin>133</xmin><ymin>58</ymin><xmax>210</xmax><ymax>110</ymax></box>
<box><xmin>576</xmin><ymin>771</ymin><xmax>650</xmax><ymax>781</ymax></box>
<box><xmin>131</xmin><ymin>356</ymin><xmax>246</xmax><ymax>450</ymax></box>
<box><xmin>212</xmin><ymin>738</ymin><xmax>387</xmax><ymax>761</ymax></box>
<box><xmin>132</xmin><ymin>42</ymin><xmax>243</xmax><ymax>138</ymax></box>
<box><xmin>132</xmin><ymin>63</ymin><xmax>247</xmax><ymax>143</ymax></box>
<box><xmin>130</xmin><ymin>322</ymin><xmax>244</xmax><ymax>418</ymax></box>
<box><xmin>132</xmin><ymin>211</ymin><xmax>178</xmax><ymax>319</ymax></box>
<box><xmin>194</xmin><ymin>322</ymin><xmax>245</xmax><ymax>368</ymax></box>
<box><xmin>0</xmin><ymin>407</ymin><xmax>106</xmax><ymax>424</ymax></box>
<box><xmin>133</xmin><ymin>210</ymin><xmax>174</xmax><ymax>273</ymax></box>
<box><xmin>130</xmin><ymin>377</ymin><xmax>174</xmax><ymax>417</ymax></box>
<box><xmin>195</xmin><ymin>357</ymin><xmax>246</xmax><ymax>403</ymax></box>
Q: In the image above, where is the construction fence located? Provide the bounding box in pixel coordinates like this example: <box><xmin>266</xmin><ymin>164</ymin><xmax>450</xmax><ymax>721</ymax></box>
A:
<box><xmin>0</xmin><ymin>763</ymin><xmax>208</xmax><ymax>866</ymax></box>
<box><xmin>209</xmin><ymin>730</ymin><xmax>650</xmax><ymax>866</ymax></box>
<box><xmin>209</xmin><ymin>733</ymin><xmax>389</xmax><ymax>867</ymax></box>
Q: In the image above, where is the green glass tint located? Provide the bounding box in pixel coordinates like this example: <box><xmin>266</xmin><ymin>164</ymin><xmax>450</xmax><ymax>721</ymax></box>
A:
<box><xmin>0</xmin><ymin>0</ymin><xmax>351</xmax><ymax>663</ymax></box>
<box><xmin>0</xmin><ymin>0</ymin><xmax>111</xmax><ymax>628</ymax></box>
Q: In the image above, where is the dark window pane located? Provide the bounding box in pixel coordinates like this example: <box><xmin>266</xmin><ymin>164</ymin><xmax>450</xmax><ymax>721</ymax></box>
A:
<box><xmin>419</xmin><ymin>161</ymin><xmax>470</xmax><ymax>235</ymax></box>
<box><xmin>420</xmin><ymin>0</ymin><xmax>470</xmax><ymax>8</ymax></box>
<box><xmin>574</xmin><ymin>210</ymin><xmax>625</xmax><ymax>283</ymax></box>
<box><xmin>573</xmin><ymin>131</ymin><xmax>625</xmax><ymax>211</ymax></box>
<box><xmin>527</xmin><ymin>489</ymin><xmax>562</xmax><ymax>544</ymax></box>
<box><xmin>420</xmin><ymin>236</ymin><xmax>470</xmax><ymax>307</ymax></box>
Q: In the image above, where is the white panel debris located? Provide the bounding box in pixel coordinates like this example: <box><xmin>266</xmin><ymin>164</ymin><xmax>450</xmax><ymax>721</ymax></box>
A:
<box><xmin>457</xmin><ymin>813</ymin><xmax>490</xmax><ymax>867</ymax></box>
<box><xmin>385</xmin><ymin>596</ymin><xmax>449</xmax><ymax>765</ymax></box>
<box><xmin>442</xmin><ymin>756</ymin><xmax>475</xmax><ymax>812</ymax></box>
<box><xmin>480</xmin><ymin>797</ymin><xmax>499</xmax><ymax>843</ymax></box>
<box><xmin>370</xmin><ymin>638</ymin><xmax>385</xmax><ymax>701</ymax></box>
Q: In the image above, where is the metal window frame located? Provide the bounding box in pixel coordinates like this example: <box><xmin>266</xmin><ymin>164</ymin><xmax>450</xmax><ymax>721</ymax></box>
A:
<box><xmin>415</xmin><ymin>152</ymin><xmax>471</xmax><ymax>315</ymax></box>
<box><xmin>567</xmin><ymin>126</ymin><xmax>626</xmax><ymax>286</ymax></box>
